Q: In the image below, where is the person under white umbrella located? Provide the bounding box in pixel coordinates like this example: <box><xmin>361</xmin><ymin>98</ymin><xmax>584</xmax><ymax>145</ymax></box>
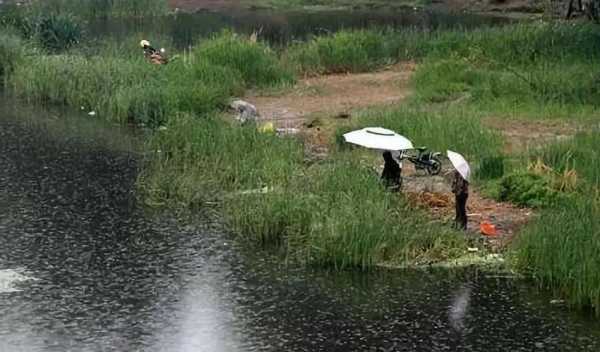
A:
<box><xmin>343</xmin><ymin>127</ymin><xmax>413</xmax><ymax>190</ymax></box>
<box><xmin>447</xmin><ymin>150</ymin><xmax>471</xmax><ymax>230</ymax></box>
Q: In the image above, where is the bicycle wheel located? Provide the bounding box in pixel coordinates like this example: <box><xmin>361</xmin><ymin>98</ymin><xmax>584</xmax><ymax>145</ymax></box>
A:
<box><xmin>427</xmin><ymin>157</ymin><xmax>442</xmax><ymax>175</ymax></box>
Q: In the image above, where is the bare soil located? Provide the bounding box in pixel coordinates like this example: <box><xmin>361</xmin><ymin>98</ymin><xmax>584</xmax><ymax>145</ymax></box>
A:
<box><xmin>484</xmin><ymin>118</ymin><xmax>581</xmax><ymax>154</ymax></box>
<box><xmin>246</xmin><ymin>62</ymin><xmax>415</xmax><ymax>128</ymax></box>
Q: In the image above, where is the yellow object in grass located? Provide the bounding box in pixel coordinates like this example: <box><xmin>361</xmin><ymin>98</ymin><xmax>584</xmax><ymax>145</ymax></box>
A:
<box><xmin>259</xmin><ymin>122</ymin><xmax>275</xmax><ymax>133</ymax></box>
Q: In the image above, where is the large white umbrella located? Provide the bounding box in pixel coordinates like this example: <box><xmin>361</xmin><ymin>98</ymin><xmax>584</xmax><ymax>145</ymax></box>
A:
<box><xmin>343</xmin><ymin>127</ymin><xmax>414</xmax><ymax>151</ymax></box>
<box><xmin>447</xmin><ymin>150</ymin><xmax>471</xmax><ymax>182</ymax></box>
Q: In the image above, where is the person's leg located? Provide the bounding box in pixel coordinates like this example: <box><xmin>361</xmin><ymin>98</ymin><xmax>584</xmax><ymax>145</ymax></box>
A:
<box><xmin>459</xmin><ymin>194</ymin><xmax>468</xmax><ymax>230</ymax></box>
<box><xmin>454</xmin><ymin>195</ymin><xmax>460</xmax><ymax>229</ymax></box>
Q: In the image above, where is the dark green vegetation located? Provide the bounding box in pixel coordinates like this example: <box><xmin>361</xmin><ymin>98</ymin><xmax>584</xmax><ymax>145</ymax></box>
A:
<box><xmin>2</xmin><ymin>7</ymin><xmax>600</xmax><ymax>309</ymax></box>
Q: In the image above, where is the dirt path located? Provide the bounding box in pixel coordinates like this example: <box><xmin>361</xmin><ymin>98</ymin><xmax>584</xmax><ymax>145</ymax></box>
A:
<box><xmin>245</xmin><ymin>62</ymin><xmax>415</xmax><ymax>129</ymax></box>
<box><xmin>484</xmin><ymin>118</ymin><xmax>581</xmax><ymax>154</ymax></box>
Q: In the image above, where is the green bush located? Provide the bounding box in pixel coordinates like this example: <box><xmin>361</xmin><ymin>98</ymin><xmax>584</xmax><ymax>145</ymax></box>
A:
<box><xmin>36</xmin><ymin>13</ymin><xmax>82</xmax><ymax>52</ymax></box>
<box><xmin>195</xmin><ymin>31</ymin><xmax>295</xmax><ymax>87</ymax></box>
<box><xmin>497</xmin><ymin>172</ymin><xmax>563</xmax><ymax>208</ymax></box>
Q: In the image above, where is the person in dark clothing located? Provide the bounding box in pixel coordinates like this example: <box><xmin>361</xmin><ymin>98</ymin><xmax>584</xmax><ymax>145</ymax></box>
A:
<box><xmin>451</xmin><ymin>170</ymin><xmax>469</xmax><ymax>230</ymax></box>
<box><xmin>381</xmin><ymin>151</ymin><xmax>402</xmax><ymax>191</ymax></box>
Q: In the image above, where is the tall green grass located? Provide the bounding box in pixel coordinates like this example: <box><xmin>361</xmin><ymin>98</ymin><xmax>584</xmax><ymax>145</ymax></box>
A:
<box><xmin>514</xmin><ymin>196</ymin><xmax>600</xmax><ymax>312</ymax></box>
<box><xmin>284</xmin><ymin>30</ymin><xmax>390</xmax><ymax>75</ymax></box>
<box><xmin>9</xmin><ymin>32</ymin><xmax>297</xmax><ymax>125</ymax></box>
<box><xmin>533</xmin><ymin>132</ymin><xmax>600</xmax><ymax>185</ymax></box>
<box><xmin>1</xmin><ymin>4</ymin><xmax>83</xmax><ymax>52</ymax></box>
<box><xmin>139</xmin><ymin>112</ymin><xmax>469</xmax><ymax>268</ymax></box>
<box><xmin>514</xmin><ymin>132</ymin><xmax>600</xmax><ymax>312</ymax></box>
<box><xmin>336</xmin><ymin>106</ymin><xmax>503</xmax><ymax>161</ymax></box>
<box><xmin>139</xmin><ymin>113</ymin><xmax>304</xmax><ymax>208</ymax></box>
<box><xmin>227</xmin><ymin>155</ymin><xmax>467</xmax><ymax>268</ymax></box>
<box><xmin>0</xmin><ymin>32</ymin><xmax>28</xmax><ymax>80</ymax></box>
<box><xmin>410</xmin><ymin>23</ymin><xmax>600</xmax><ymax>116</ymax></box>
<box><xmin>196</xmin><ymin>31</ymin><xmax>295</xmax><ymax>87</ymax></box>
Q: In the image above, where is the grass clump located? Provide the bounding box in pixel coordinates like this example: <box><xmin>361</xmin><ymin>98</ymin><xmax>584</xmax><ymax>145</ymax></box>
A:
<box><xmin>533</xmin><ymin>132</ymin><xmax>600</xmax><ymax>185</ymax></box>
<box><xmin>514</xmin><ymin>196</ymin><xmax>600</xmax><ymax>312</ymax></box>
<box><xmin>196</xmin><ymin>31</ymin><xmax>295</xmax><ymax>87</ymax></box>
<box><xmin>475</xmin><ymin>155</ymin><xmax>505</xmax><ymax>180</ymax></box>
<box><xmin>139</xmin><ymin>113</ymin><xmax>304</xmax><ymax>208</ymax></box>
<box><xmin>494</xmin><ymin>171</ymin><xmax>564</xmax><ymax>208</ymax></box>
<box><xmin>0</xmin><ymin>32</ymin><xmax>28</xmax><ymax>80</ymax></box>
<box><xmin>284</xmin><ymin>30</ymin><xmax>390</xmax><ymax>75</ymax></box>
<box><xmin>1</xmin><ymin>6</ymin><xmax>83</xmax><ymax>52</ymax></box>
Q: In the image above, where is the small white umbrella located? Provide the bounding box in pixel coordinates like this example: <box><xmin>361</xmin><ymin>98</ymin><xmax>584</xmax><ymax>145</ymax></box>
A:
<box><xmin>343</xmin><ymin>127</ymin><xmax>414</xmax><ymax>151</ymax></box>
<box><xmin>447</xmin><ymin>150</ymin><xmax>471</xmax><ymax>182</ymax></box>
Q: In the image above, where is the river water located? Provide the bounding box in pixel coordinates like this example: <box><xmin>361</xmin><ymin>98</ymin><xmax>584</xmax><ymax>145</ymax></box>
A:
<box><xmin>2</xmin><ymin>97</ymin><xmax>600</xmax><ymax>352</ymax></box>
<box><xmin>86</xmin><ymin>8</ymin><xmax>512</xmax><ymax>47</ymax></box>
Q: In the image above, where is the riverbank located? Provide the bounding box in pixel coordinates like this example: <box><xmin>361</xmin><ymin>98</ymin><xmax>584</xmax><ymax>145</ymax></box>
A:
<box><xmin>2</xmin><ymin>7</ymin><xmax>600</xmax><ymax>312</ymax></box>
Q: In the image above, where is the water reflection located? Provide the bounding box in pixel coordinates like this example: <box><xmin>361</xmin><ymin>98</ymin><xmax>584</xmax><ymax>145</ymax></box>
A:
<box><xmin>2</xmin><ymin>99</ymin><xmax>600</xmax><ymax>351</ymax></box>
<box><xmin>449</xmin><ymin>283</ymin><xmax>472</xmax><ymax>333</ymax></box>
<box><xmin>87</xmin><ymin>9</ymin><xmax>512</xmax><ymax>47</ymax></box>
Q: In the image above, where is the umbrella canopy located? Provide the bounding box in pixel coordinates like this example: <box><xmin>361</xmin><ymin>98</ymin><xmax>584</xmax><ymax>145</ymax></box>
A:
<box><xmin>447</xmin><ymin>150</ymin><xmax>471</xmax><ymax>182</ymax></box>
<box><xmin>343</xmin><ymin>127</ymin><xmax>414</xmax><ymax>151</ymax></box>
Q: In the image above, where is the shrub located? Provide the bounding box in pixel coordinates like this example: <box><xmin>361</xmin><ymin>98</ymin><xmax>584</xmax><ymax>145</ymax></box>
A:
<box><xmin>36</xmin><ymin>13</ymin><xmax>82</xmax><ymax>52</ymax></box>
<box><xmin>497</xmin><ymin>172</ymin><xmax>563</xmax><ymax>208</ymax></box>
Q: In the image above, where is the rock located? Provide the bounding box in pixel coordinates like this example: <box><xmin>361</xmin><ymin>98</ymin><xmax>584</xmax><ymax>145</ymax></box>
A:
<box><xmin>230</xmin><ymin>99</ymin><xmax>259</xmax><ymax>123</ymax></box>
